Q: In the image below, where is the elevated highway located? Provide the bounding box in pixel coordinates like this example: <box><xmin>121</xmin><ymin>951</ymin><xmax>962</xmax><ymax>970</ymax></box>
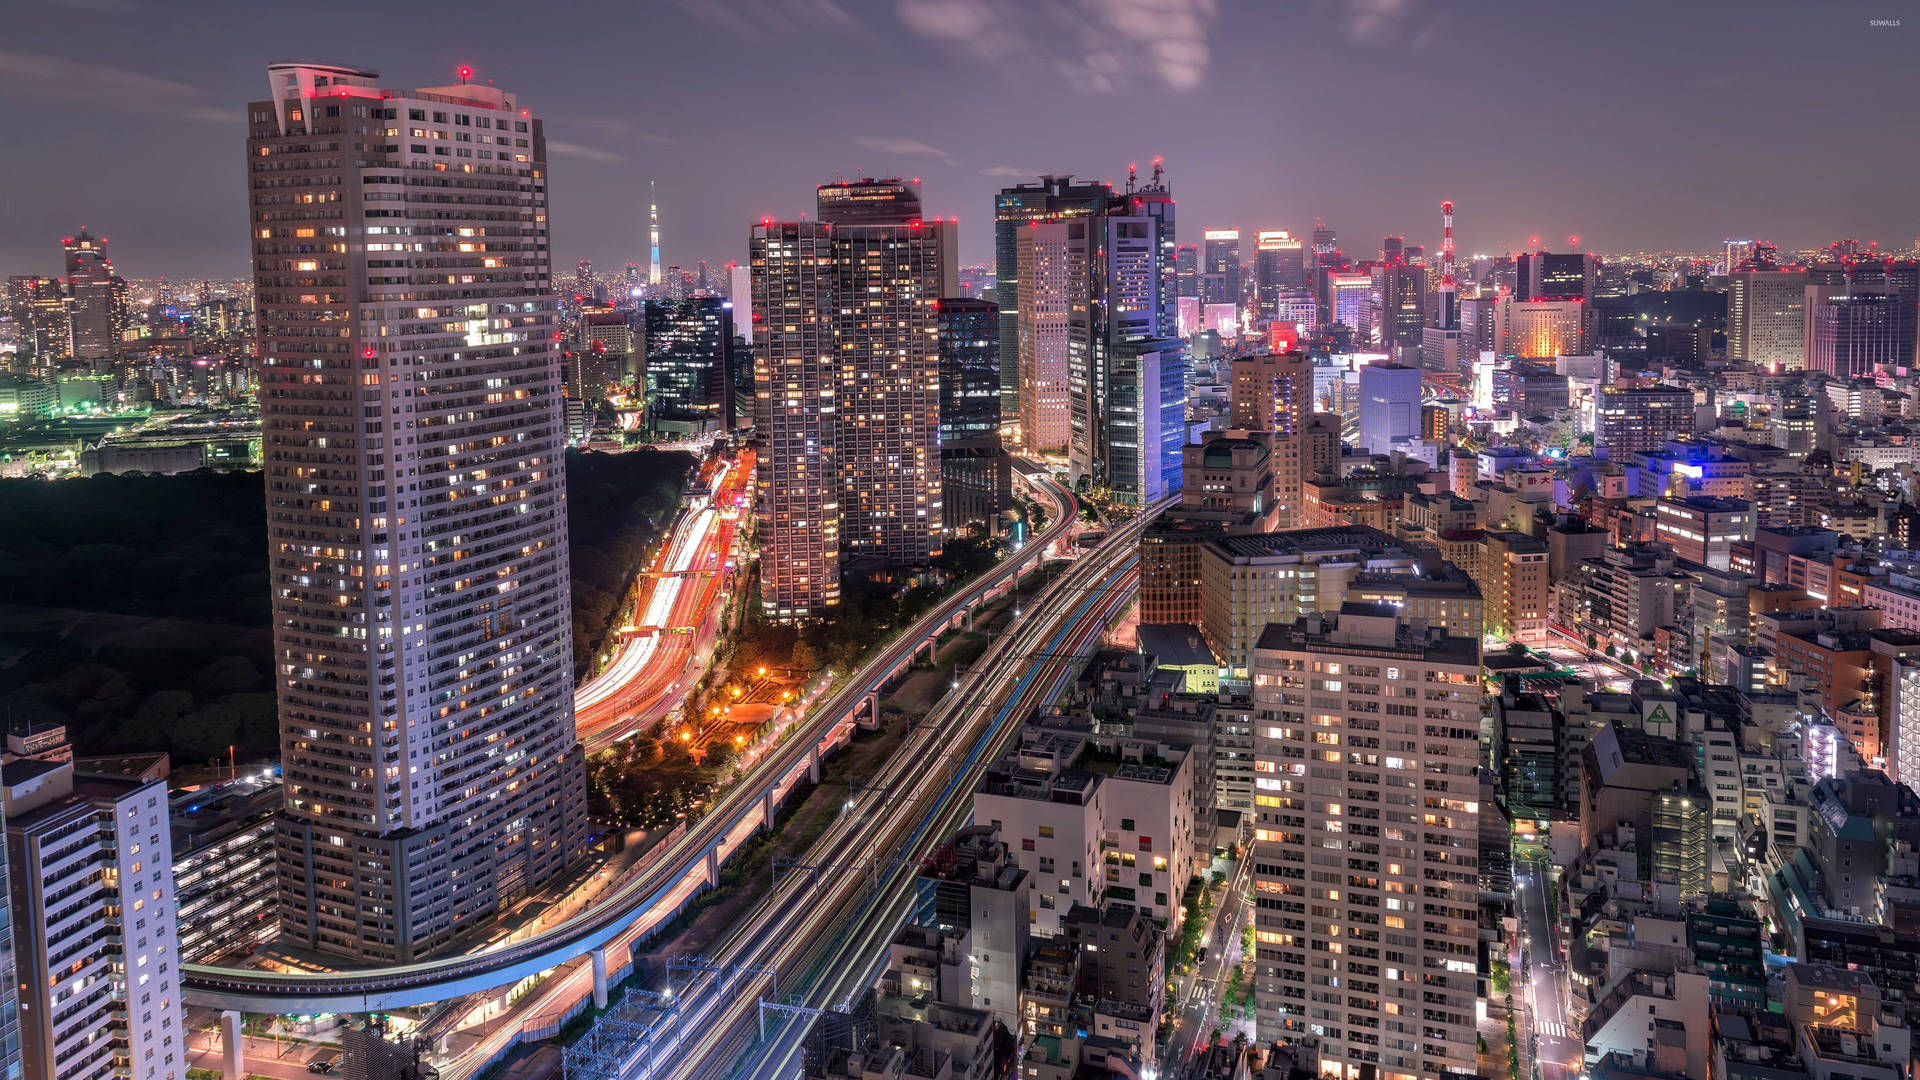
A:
<box><xmin>181</xmin><ymin>472</ymin><xmax>1077</xmax><ymax>1016</ymax></box>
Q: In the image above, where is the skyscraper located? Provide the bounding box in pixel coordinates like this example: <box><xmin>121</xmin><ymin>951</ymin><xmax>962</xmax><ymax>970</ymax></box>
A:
<box><xmin>1175</xmin><ymin>242</ymin><xmax>1199</xmax><ymax>298</ymax></box>
<box><xmin>1516</xmin><ymin>249</ymin><xmax>1597</xmax><ymax>302</ymax></box>
<box><xmin>936</xmin><ymin>298</ymin><xmax>1011</xmax><ymax>535</ymax></box>
<box><xmin>1067</xmin><ymin>176</ymin><xmax>1183</xmax><ymax>505</ymax></box>
<box><xmin>1251</xmin><ymin>608</ymin><xmax>1482</xmax><ymax>1078</ymax></box>
<box><xmin>995</xmin><ymin>175</ymin><xmax>1112</xmax><ymax>421</ymax></box>
<box><xmin>1805</xmin><ymin>286</ymin><xmax>1913</xmax><ymax>378</ymax></box>
<box><xmin>1018</xmin><ymin>221</ymin><xmax>1074</xmax><ymax>455</ymax></box>
<box><xmin>62</xmin><ymin>229</ymin><xmax>115</xmax><ymax>367</ymax></box>
<box><xmin>645</xmin><ymin>296</ymin><xmax>735</xmax><ymax>435</ymax></box>
<box><xmin>818</xmin><ymin>179</ymin><xmax>950</xmax><ymax>564</ymax></box>
<box><xmin>249</xmin><ymin>64</ymin><xmax>587</xmax><ymax>961</ymax></box>
<box><xmin>753</xmin><ymin>179</ymin><xmax>952</xmax><ymax>620</ymax></box>
<box><xmin>1253</xmin><ymin>230</ymin><xmax>1306</xmax><ymax>321</ymax></box>
<box><xmin>1727</xmin><ymin>249</ymin><xmax>1807</xmax><ymax>369</ymax></box>
<box><xmin>1202</xmin><ymin>228</ymin><xmax>1241</xmax><ymax>305</ymax></box>
<box><xmin>750</xmin><ymin>220</ymin><xmax>840</xmax><ymax>618</ymax></box>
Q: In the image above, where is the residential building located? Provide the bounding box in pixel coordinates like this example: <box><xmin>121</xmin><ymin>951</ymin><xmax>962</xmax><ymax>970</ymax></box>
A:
<box><xmin>1249</xmin><ymin>607</ymin><xmax>1482</xmax><ymax>1079</ymax></box>
<box><xmin>249</xmin><ymin>64</ymin><xmax>588</xmax><ymax>959</ymax></box>
<box><xmin>1595</xmin><ymin>385</ymin><xmax>1696</xmax><ymax>457</ymax></box>
<box><xmin>1018</xmin><ymin>221</ymin><xmax>1073</xmax><ymax>455</ymax></box>
<box><xmin>1230</xmin><ymin>350</ymin><xmax>1311</xmax><ymax>527</ymax></box>
<box><xmin>1479</xmin><ymin>531</ymin><xmax>1550</xmax><ymax>644</ymax></box>
<box><xmin>4</xmin><ymin>758</ymin><xmax>181</xmax><ymax>1080</ymax></box>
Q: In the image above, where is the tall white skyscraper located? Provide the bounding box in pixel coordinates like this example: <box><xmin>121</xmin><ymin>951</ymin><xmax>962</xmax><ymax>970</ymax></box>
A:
<box><xmin>5</xmin><ymin>754</ymin><xmax>181</xmax><ymax>1080</ymax></box>
<box><xmin>248</xmin><ymin>64</ymin><xmax>587</xmax><ymax>962</ymax></box>
<box><xmin>1017</xmin><ymin>221</ymin><xmax>1073</xmax><ymax>455</ymax></box>
<box><xmin>1727</xmin><ymin>264</ymin><xmax>1809</xmax><ymax>369</ymax></box>
<box><xmin>1251</xmin><ymin>608</ymin><xmax>1483</xmax><ymax>1080</ymax></box>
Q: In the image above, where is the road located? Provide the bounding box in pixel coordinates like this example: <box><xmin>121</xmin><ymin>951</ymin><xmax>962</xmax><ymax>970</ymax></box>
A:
<box><xmin>573</xmin><ymin>451</ymin><xmax>752</xmax><ymax>751</ymax></box>
<box><xmin>184</xmin><ymin>1030</ymin><xmax>331</xmax><ymax>1080</ymax></box>
<box><xmin>1517</xmin><ymin>853</ymin><xmax>1578</xmax><ymax>1080</ymax></box>
<box><xmin>569</xmin><ymin>496</ymin><xmax>1171</xmax><ymax>1080</ymax></box>
<box><xmin>1164</xmin><ymin>852</ymin><xmax>1254</xmax><ymax>1077</ymax></box>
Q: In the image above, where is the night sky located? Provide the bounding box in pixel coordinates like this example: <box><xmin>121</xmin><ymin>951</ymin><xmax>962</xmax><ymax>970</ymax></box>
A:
<box><xmin>2</xmin><ymin>0</ymin><xmax>1915</xmax><ymax>280</ymax></box>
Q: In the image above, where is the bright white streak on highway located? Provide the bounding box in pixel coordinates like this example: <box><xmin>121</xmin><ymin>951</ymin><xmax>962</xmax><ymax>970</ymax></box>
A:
<box><xmin>572</xmin><ymin>462</ymin><xmax>728</xmax><ymax>714</ymax></box>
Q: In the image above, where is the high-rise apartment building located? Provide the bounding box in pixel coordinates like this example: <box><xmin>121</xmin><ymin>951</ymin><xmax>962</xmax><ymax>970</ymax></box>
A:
<box><xmin>249</xmin><ymin>64</ymin><xmax>588</xmax><ymax>960</ymax></box>
<box><xmin>62</xmin><ymin>230</ymin><xmax>116</xmax><ymax>368</ymax></box>
<box><xmin>1230</xmin><ymin>350</ymin><xmax>1311</xmax><ymax>528</ymax></box>
<box><xmin>937</xmin><ymin>298</ymin><xmax>1011</xmax><ymax>535</ymax></box>
<box><xmin>1250</xmin><ymin>608</ymin><xmax>1482</xmax><ymax>1079</ymax></box>
<box><xmin>753</xmin><ymin>179</ymin><xmax>953</xmax><ymax>619</ymax></box>
<box><xmin>1018</xmin><ymin>222</ymin><xmax>1074</xmax><ymax>455</ymax></box>
<box><xmin>751</xmin><ymin>221</ymin><xmax>840</xmax><ymax>617</ymax></box>
<box><xmin>1727</xmin><ymin>262</ymin><xmax>1808</xmax><ymax>369</ymax></box>
<box><xmin>4</xmin><ymin>758</ymin><xmax>181</xmax><ymax>1080</ymax></box>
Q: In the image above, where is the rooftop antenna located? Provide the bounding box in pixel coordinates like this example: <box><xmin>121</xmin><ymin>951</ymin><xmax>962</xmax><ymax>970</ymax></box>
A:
<box><xmin>1150</xmin><ymin>155</ymin><xmax>1164</xmax><ymax>188</ymax></box>
<box><xmin>1126</xmin><ymin>160</ymin><xmax>1137</xmax><ymax>194</ymax></box>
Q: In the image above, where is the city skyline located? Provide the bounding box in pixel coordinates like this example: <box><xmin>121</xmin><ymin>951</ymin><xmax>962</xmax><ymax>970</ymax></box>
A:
<box><xmin>4</xmin><ymin>1</ymin><xmax>1918</xmax><ymax>278</ymax></box>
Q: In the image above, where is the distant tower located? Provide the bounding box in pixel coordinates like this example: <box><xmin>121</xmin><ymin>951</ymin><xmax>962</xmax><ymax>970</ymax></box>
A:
<box><xmin>1439</xmin><ymin>201</ymin><xmax>1458</xmax><ymax>330</ymax></box>
<box><xmin>64</xmin><ymin>229</ymin><xmax>116</xmax><ymax>367</ymax></box>
<box><xmin>648</xmin><ymin>180</ymin><xmax>662</xmax><ymax>289</ymax></box>
<box><xmin>1419</xmin><ymin>200</ymin><xmax>1466</xmax><ymax>375</ymax></box>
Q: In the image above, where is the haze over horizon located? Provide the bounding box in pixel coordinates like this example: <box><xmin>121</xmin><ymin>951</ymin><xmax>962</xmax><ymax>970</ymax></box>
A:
<box><xmin>2</xmin><ymin>0</ymin><xmax>1916</xmax><ymax>279</ymax></box>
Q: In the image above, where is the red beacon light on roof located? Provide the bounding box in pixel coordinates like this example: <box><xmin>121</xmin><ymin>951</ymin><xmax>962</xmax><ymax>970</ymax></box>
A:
<box><xmin>458</xmin><ymin>66</ymin><xmax>473</xmax><ymax>82</ymax></box>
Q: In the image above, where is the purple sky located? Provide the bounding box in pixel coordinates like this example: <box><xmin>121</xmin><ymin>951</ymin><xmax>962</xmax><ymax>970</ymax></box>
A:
<box><xmin>2</xmin><ymin>0</ymin><xmax>1916</xmax><ymax>280</ymax></box>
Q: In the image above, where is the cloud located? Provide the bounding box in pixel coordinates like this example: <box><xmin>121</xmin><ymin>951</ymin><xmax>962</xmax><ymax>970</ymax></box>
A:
<box><xmin>564</xmin><ymin>116</ymin><xmax>682</xmax><ymax>146</ymax></box>
<box><xmin>547</xmin><ymin>140</ymin><xmax>627</xmax><ymax>164</ymax></box>
<box><xmin>981</xmin><ymin>164</ymin><xmax>1040</xmax><ymax>179</ymax></box>
<box><xmin>853</xmin><ymin>135</ymin><xmax>957</xmax><ymax>163</ymax></box>
<box><xmin>1336</xmin><ymin>0</ymin><xmax>1416</xmax><ymax>42</ymax></box>
<box><xmin>0</xmin><ymin>49</ymin><xmax>232</xmax><ymax>123</ymax></box>
<box><xmin>678</xmin><ymin>0</ymin><xmax>871</xmax><ymax>39</ymax></box>
<box><xmin>893</xmin><ymin>0</ymin><xmax>1218</xmax><ymax>93</ymax></box>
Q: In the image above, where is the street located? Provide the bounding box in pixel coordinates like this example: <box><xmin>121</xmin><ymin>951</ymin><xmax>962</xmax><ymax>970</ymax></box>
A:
<box><xmin>1516</xmin><ymin>853</ymin><xmax>1580</xmax><ymax>1080</ymax></box>
<box><xmin>1163</xmin><ymin>849</ymin><xmax>1255</xmax><ymax>1077</ymax></box>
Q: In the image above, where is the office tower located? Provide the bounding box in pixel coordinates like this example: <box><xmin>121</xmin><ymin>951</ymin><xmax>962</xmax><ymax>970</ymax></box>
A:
<box><xmin>1727</xmin><ymin>255</ymin><xmax>1807</xmax><ymax>369</ymax></box>
<box><xmin>1230</xmin><ymin>350</ymin><xmax>1311</xmax><ymax>528</ymax></box>
<box><xmin>1202</xmin><ymin>228</ymin><xmax>1241</xmax><ymax>305</ymax></box>
<box><xmin>1326</xmin><ymin>271</ymin><xmax>1373</xmax><ymax>337</ymax></box>
<box><xmin>1357</xmin><ymin>361</ymin><xmax>1422</xmax><ymax>455</ymax></box>
<box><xmin>1066</xmin><ymin>174</ymin><xmax>1183</xmax><ymax>505</ymax></box>
<box><xmin>994</xmin><ymin>174</ymin><xmax>1112</xmax><ymax>419</ymax></box>
<box><xmin>1654</xmin><ymin>496</ymin><xmax>1753</xmax><ymax>570</ymax></box>
<box><xmin>249</xmin><ymin>64</ymin><xmax>587</xmax><ymax>961</ymax></box>
<box><xmin>1804</xmin><ymin>287</ymin><xmax>1913</xmax><ymax>378</ymax></box>
<box><xmin>936</xmin><ymin>297</ymin><xmax>1011</xmax><ymax>534</ymax></box>
<box><xmin>1250</xmin><ymin>608</ymin><xmax>1482</xmax><ymax>1078</ymax></box>
<box><xmin>1254</xmin><ymin>230</ymin><xmax>1306</xmax><ymax>321</ymax></box>
<box><xmin>646</xmin><ymin>297</ymin><xmax>735</xmax><ymax>435</ymax></box>
<box><xmin>1018</xmin><ymin>222</ymin><xmax>1074</xmax><ymax>455</ymax></box>
<box><xmin>62</xmin><ymin>230</ymin><xmax>116</xmax><ymax>367</ymax></box>
<box><xmin>1310</xmin><ymin>221</ymin><xmax>1337</xmax><ymax>268</ymax></box>
<box><xmin>1175</xmin><ymin>242</ymin><xmax>1199</xmax><ymax>298</ymax></box>
<box><xmin>5</xmin><ymin>757</ymin><xmax>181</xmax><ymax>1080</ymax></box>
<box><xmin>1499</xmin><ymin>295</ymin><xmax>1587</xmax><ymax>358</ymax></box>
<box><xmin>1374</xmin><ymin>260</ymin><xmax>1429</xmax><ymax>351</ymax></box>
<box><xmin>1516</xmin><ymin>249</ymin><xmax>1596</xmax><ymax>301</ymax></box>
<box><xmin>751</xmin><ymin>220</ymin><xmax>839</xmax><ymax>617</ymax></box>
<box><xmin>1594</xmin><ymin>384</ymin><xmax>1695</xmax><ymax>456</ymax></box>
<box><xmin>753</xmin><ymin>179</ymin><xmax>952</xmax><ymax>619</ymax></box>
<box><xmin>1723</xmin><ymin>239</ymin><xmax>1757</xmax><ymax>274</ymax></box>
